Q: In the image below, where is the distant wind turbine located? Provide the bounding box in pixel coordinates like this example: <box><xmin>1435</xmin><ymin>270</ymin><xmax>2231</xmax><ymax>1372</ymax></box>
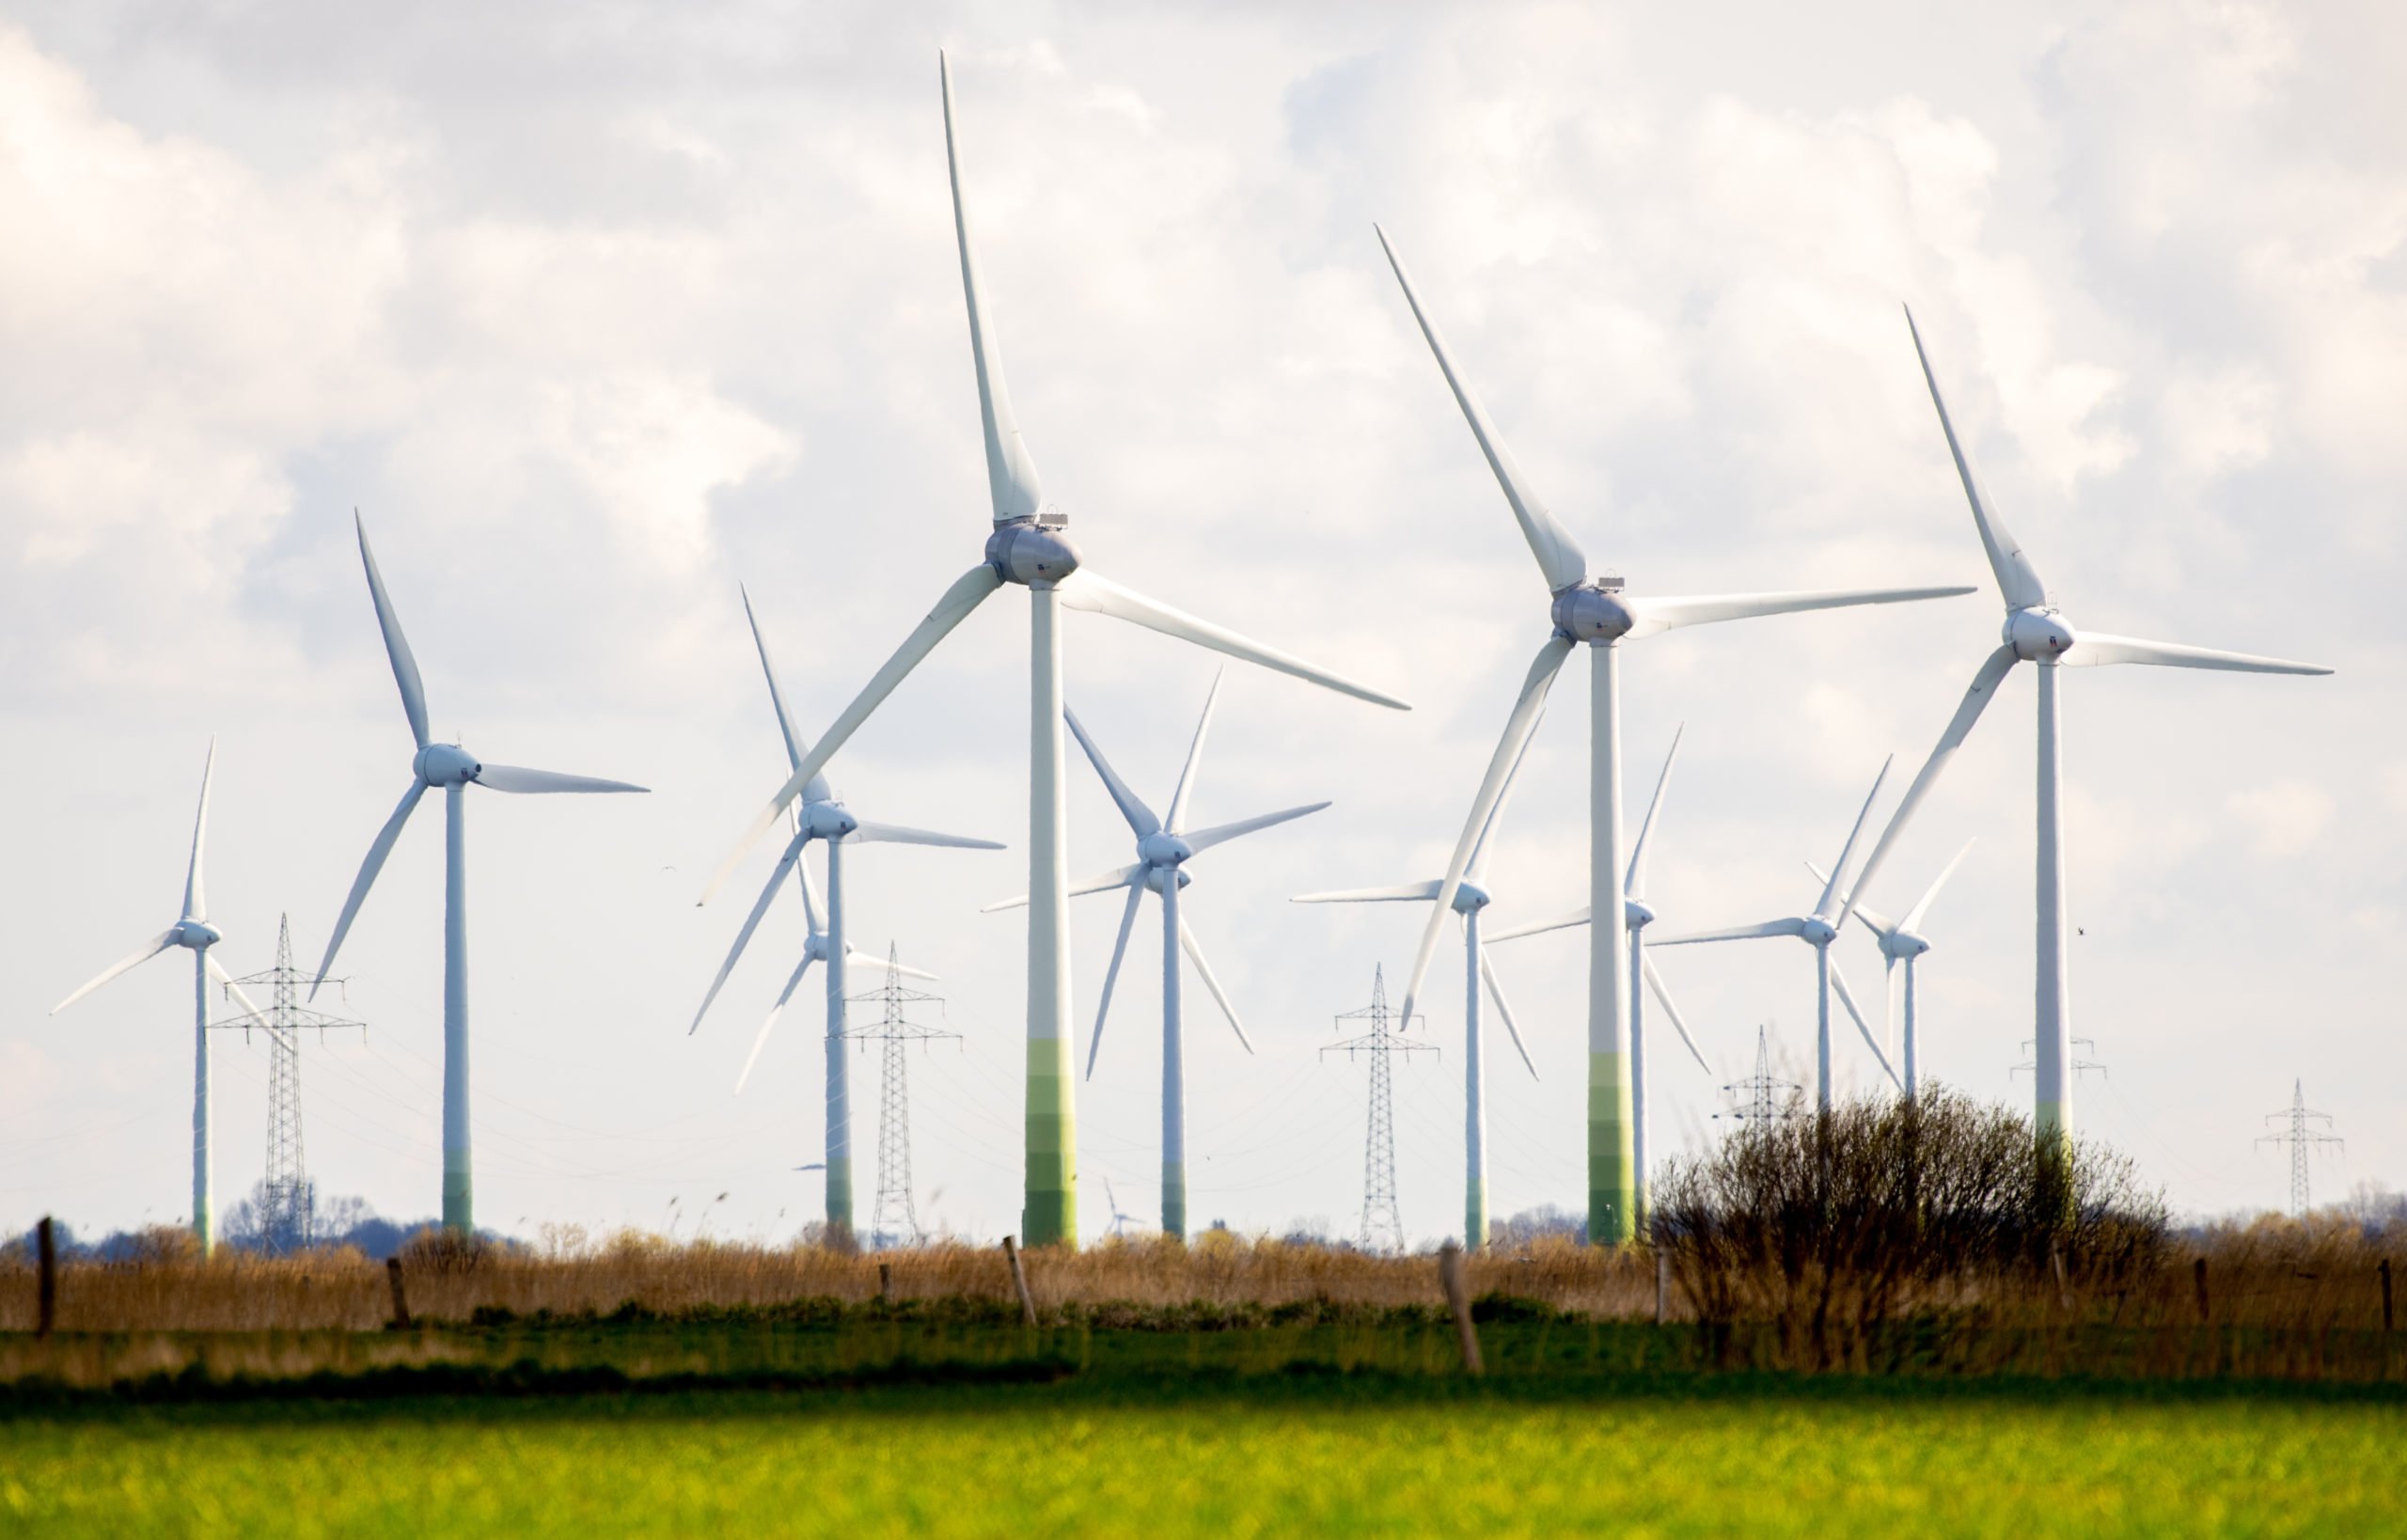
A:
<box><xmin>691</xmin><ymin>587</ymin><xmax>987</xmax><ymax>1239</ymax></box>
<box><xmin>987</xmin><ymin>673</ymin><xmax>1326</xmax><ymax>1239</ymax></box>
<box><xmin>1843</xmin><ymin>306</ymin><xmax>2331</xmax><ymax>1147</ymax></box>
<box><xmin>1375</xmin><ymin>228</ymin><xmax>1970</xmax><ymax>1243</ymax></box>
<box><xmin>51</xmin><ymin>739</ymin><xmax>260</xmax><ymax>1254</ymax></box>
<box><xmin>1809</xmin><ymin>839</ymin><xmax>1975</xmax><ymax>1103</ymax></box>
<box><xmin>313</xmin><ymin>513</ymin><xmax>648</xmax><ymax>1235</ymax></box>
<box><xmin>700</xmin><ymin>56</ymin><xmax>1409</xmax><ymax>1248</ymax></box>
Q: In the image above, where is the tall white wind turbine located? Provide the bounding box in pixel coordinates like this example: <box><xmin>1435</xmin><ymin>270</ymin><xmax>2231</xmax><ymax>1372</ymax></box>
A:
<box><xmin>1484</xmin><ymin>728</ymin><xmax>1713</xmax><ymax>1231</ymax></box>
<box><xmin>1377</xmin><ymin>228</ymin><xmax>1970</xmax><ymax>1242</ymax></box>
<box><xmin>700</xmin><ymin>56</ymin><xmax>1409</xmax><ymax>1248</ymax></box>
<box><xmin>1649</xmin><ymin>760</ymin><xmax>1902</xmax><ymax>1112</ymax></box>
<box><xmin>51</xmin><ymin>739</ymin><xmax>260</xmax><ymax>1254</ymax></box>
<box><xmin>1810</xmin><ymin>839</ymin><xmax>1974</xmax><ymax>1103</ymax></box>
<box><xmin>1291</xmin><ymin>728</ymin><xmax>1550</xmax><ymax>1251</ymax></box>
<box><xmin>313</xmin><ymin>514</ymin><xmax>649</xmax><ymax>1235</ymax></box>
<box><xmin>1844</xmin><ymin>306</ymin><xmax>2332</xmax><ymax>1148</ymax></box>
<box><xmin>690</xmin><ymin>587</ymin><xmax>994</xmax><ymax>1239</ymax></box>
<box><xmin>988</xmin><ymin>672</ymin><xmax>1324</xmax><ymax>1238</ymax></box>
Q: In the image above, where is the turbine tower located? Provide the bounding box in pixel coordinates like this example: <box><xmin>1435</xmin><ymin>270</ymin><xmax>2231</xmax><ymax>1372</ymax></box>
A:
<box><xmin>702</xmin><ymin>56</ymin><xmax>1409</xmax><ymax>1248</ymax></box>
<box><xmin>1376</xmin><ymin>228</ymin><xmax>1970</xmax><ymax>1243</ymax></box>
<box><xmin>691</xmin><ymin>588</ymin><xmax>994</xmax><ymax>1241</ymax></box>
<box><xmin>51</xmin><ymin>738</ymin><xmax>260</xmax><ymax>1254</ymax></box>
<box><xmin>1811</xmin><ymin>840</ymin><xmax>1975</xmax><ymax>1102</ymax></box>
<box><xmin>214</xmin><ymin>916</ymin><xmax>366</xmax><ymax>1253</ymax></box>
<box><xmin>1483</xmin><ymin>728</ymin><xmax>1715</xmax><ymax>1231</ymax></box>
<box><xmin>1649</xmin><ymin>760</ymin><xmax>1902</xmax><ymax>1111</ymax></box>
<box><xmin>1324</xmin><ymin>965</ymin><xmax>1433</xmax><ymax>1253</ymax></box>
<box><xmin>848</xmin><ymin>946</ymin><xmax>956</xmax><ymax>1249</ymax></box>
<box><xmin>2258</xmin><ymin>1080</ymin><xmax>2341</xmax><ymax>1218</ymax></box>
<box><xmin>1844</xmin><ymin>307</ymin><xmax>2332</xmax><ymax>1151</ymax></box>
<box><xmin>1293</xmin><ymin>731</ymin><xmax>1551</xmax><ymax>1250</ymax></box>
<box><xmin>988</xmin><ymin>673</ymin><xmax>1326</xmax><ymax>1239</ymax></box>
<box><xmin>314</xmin><ymin>514</ymin><xmax>649</xmax><ymax>1235</ymax></box>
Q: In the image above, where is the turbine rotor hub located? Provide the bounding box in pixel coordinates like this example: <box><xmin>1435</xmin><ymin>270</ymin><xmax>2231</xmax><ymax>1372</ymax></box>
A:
<box><xmin>416</xmin><ymin>743</ymin><xmax>481</xmax><ymax>787</ymax></box>
<box><xmin>176</xmin><ymin>920</ymin><xmax>224</xmax><ymax>948</ymax></box>
<box><xmin>2004</xmin><ymin>606</ymin><xmax>2077</xmax><ymax>662</ymax></box>
<box><xmin>1138</xmin><ymin>832</ymin><xmax>1192</xmax><ymax>868</ymax></box>
<box><xmin>985</xmin><ymin>518</ymin><xmax>1082</xmax><ymax>587</ymax></box>
<box><xmin>1452</xmin><ymin>879</ymin><xmax>1491</xmax><ymax>913</ymax></box>
<box><xmin>1800</xmin><ymin>917</ymin><xmax>1837</xmax><ymax>947</ymax></box>
<box><xmin>806</xmin><ymin>801</ymin><xmax>858</xmax><ymax>840</ymax></box>
<box><xmin>1550</xmin><ymin>580</ymin><xmax>1635</xmax><ymax>643</ymax></box>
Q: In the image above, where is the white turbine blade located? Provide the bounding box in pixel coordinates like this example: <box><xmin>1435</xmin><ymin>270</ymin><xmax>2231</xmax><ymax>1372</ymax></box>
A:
<box><xmin>1624</xmin><ymin>586</ymin><xmax>1974</xmax><ymax>641</ymax></box>
<box><xmin>940</xmin><ymin>51</ymin><xmax>1042</xmax><ymax>523</ymax></box>
<box><xmin>1467</xmin><ymin>712</ymin><xmax>1544</xmax><ymax>882</ymax></box>
<box><xmin>1063</xmin><ymin>704</ymin><xmax>1160</xmax><ymax>837</ymax></box>
<box><xmin>183</xmin><ymin>736</ymin><xmax>215</xmax><ymax>922</ymax></box>
<box><xmin>983</xmin><ymin>862</ymin><xmax>1145</xmax><ymax>913</ymax></box>
<box><xmin>1477</xmin><ymin>950</ymin><xmax>1537</xmax><ymax>1079</ymax></box>
<box><xmin>1652</xmin><ymin>917</ymin><xmax>1809</xmax><ymax>947</ymax></box>
<box><xmin>741</xmin><ymin>584</ymin><xmax>831</xmax><ymax>801</ymax></box>
<box><xmin>1816</xmin><ymin>756</ymin><xmax>1896</xmax><ymax>928</ymax></box>
<box><xmin>1085</xmin><ymin>885</ymin><xmax>1146</xmax><ymax>1079</ymax></box>
<box><xmin>702</xmin><ymin>564</ymin><xmax>1003</xmax><ymax>904</ymax></box>
<box><xmin>842</xmin><ymin>946</ymin><xmax>938</xmax><ymax>982</ymax></box>
<box><xmin>1641</xmin><ymin>952</ymin><xmax>1713</xmax><ymax>1076</ymax></box>
<box><xmin>2061</xmin><ymin>632</ymin><xmax>2333</xmax><ymax>676</ymax></box>
<box><xmin>1805</xmin><ymin>861</ymin><xmax>1897</xmax><ymax>937</ymax></box>
<box><xmin>794</xmin><ymin>837</ymin><xmax>825</xmax><ymax>935</ymax></box>
<box><xmin>1373</xmin><ymin>225</ymin><xmax>1588</xmax><ymax>592</ymax></box>
<box><xmin>311</xmin><ymin>778</ymin><xmax>428</xmax><ymax>996</ymax></box>
<box><xmin>1830</xmin><ymin>954</ymin><xmax>1901</xmax><ymax>1090</ymax></box>
<box><xmin>1903</xmin><ymin>305</ymin><xmax>2051</xmax><ymax>609</ymax></box>
<box><xmin>203</xmin><ymin>951</ymin><xmax>264</xmax><ymax>1022</ymax></box>
<box><xmin>1486</xmin><ymin>906</ymin><xmax>1590</xmax><ymax>944</ymax></box>
<box><xmin>735</xmin><ymin>953</ymin><xmax>817</xmax><ymax>1095</ymax></box>
<box><xmin>1292</xmin><ymin>880</ymin><xmax>1445</xmax><ymax>904</ymax></box>
<box><xmin>1055</xmin><ymin>569</ymin><xmax>1410</xmax><ymax>711</ymax></box>
<box><xmin>1178</xmin><ymin>919</ymin><xmax>1254</xmax><ymax>1053</ymax></box>
<box><xmin>1899</xmin><ymin>838</ymin><xmax>1978</xmax><ymax>934</ymax></box>
<box><xmin>475</xmin><ymin>763</ymin><xmax>649</xmax><ymax>794</ymax></box>
<box><xmin>1398</xmin><ymin>634</ymin><xmax>1574</xmax><ymax>1026</ymax></box>
<box><xmin>847</xmin><ymin>822</ymin><xmax>1006</xmax><ymax>851</ymax></box>
<box><xmin>1182</xmin><ymin>801</ymin><xmax>1329</xmax><ymax>856</ymax></box>
<box><xmin>1844</xmin><ymin>644</ymin><xmax>2018</xmax><ymax>917</ymax></box>
<box><xmin>692</xmin><ymin>830</ymin><xmax>812</xmax><ymax>1034</ymax></box>
<box><xmin>354</xmin><ymin>511</ymin><xmax>431</xmax><ymax>750</ymax></box>
<box><xmin>1625</xmin><ymin>724</ymin><xmax>1683</xmax><ymax>899</ymax></box>
<box><xmin>1166</xmin><ymin>669</ymin><xmax>1222</xmax><ymax>836</ymax></box>
<box><xmin>52</xmin><ymin>930</ymin><xmax>179</xmax><ymax>1014</ymax></box>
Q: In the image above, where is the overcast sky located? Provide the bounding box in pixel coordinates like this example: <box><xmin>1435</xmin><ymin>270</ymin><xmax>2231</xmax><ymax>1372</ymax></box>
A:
<box><xmin>3</xmin><ymin>1</ymin><xmax>2398</xmax><ymax>1249</ymax></box>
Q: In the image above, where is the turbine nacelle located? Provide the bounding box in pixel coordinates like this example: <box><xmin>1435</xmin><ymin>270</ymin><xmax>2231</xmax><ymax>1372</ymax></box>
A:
<box><xmin>2004</xmin><ymin>606</ymin><xmax>2077</xmax><ymax>662</ymax></box>
<box><xmin>1142</xmin><ymin>865</ymin><xmax>1195</xmax><ymax>896</ymax></box>
<box><xmin>1624</xmin><ymin>897</ymin><xmax>1657</xmax><ymax>930</ymax></box>
<box><xmin>1550</xmin><ymin>579</ymin><xmax>1635</xmax><ymax>643</ymax></box>
<box><xmin>1884</xmin><ymin>929</ymin><xmax>1933</xmax><ymax>962</ymax></box>
<box><xmin>174</xmin><ymin>919</ymin><xmax>224</xmax><ymax>949</ymax></box>
<box><xmin>1451</xmin><ymin>878</ymin><xmax>1492</xmax><ymax>913</ymax></box>
<box><xmin>804</xmin><ymin>800</ymin><xmax>860</xmax><ymax>841</ymax></box>
<box><xmin>414</xmin><ymin>743</ymin><xmax>481</xmax><ymax>787</ymax></box>
<box><xmin>1799</xmin><ymin>916</ymin><xmax>1838</xmax><ymax>948</ymax></box>
<box><xmin>984</xmin><ymin>517</ymin><xmax>1081</xmax><ymax>587</ymax></box>
<box><xmin>1137</xmin><ymin>831</ymin><xmax>1194</xmax><ymax>868</ymax></box>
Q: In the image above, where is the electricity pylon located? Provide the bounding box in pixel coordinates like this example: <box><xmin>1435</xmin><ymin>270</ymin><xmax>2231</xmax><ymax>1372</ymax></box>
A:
<box><xmin>213</xmin><ymin>915</ymin><xmax>363</xmax><ymax>1253</ymax></box>
<box><xmin>2258</xmin><ymin>1079</ymin><xmax>2341</xmax><ymax>1218</ymax></box>
<box><xmin>846</xmin><ymin>944</ymin><xmax>955</xmax><ymax>1249</ymax></box>
<box><xmin>1717</xmin><ymin>1027</ymin><xmax>1801</xmax><ymax>1124</ymax></box>
<box><xmin>1325</xmin><ymin>965</ymin><xmax>1432</xmax><ymax>1253</ymax></box>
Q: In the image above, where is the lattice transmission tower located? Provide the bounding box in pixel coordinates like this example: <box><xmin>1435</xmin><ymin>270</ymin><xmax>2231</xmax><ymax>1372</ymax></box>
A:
<box><xmin>1324</xmin><ymin>965</ymin><xmax>1432</xmax><ymax>1253</ymax></box>
<box><xmin>846</xmin><ymin>945</ymin><xmax>956</xmax><ymax>1249</ymax></box>
<box><xmin>212</xmin><ymin>915</ymin><xmax>364</xmax><ymax>1253</ymax></box>
<box><xmin>2258</xmin><ymin>1079</ymin><xmax>2341</xmax><ymax>1218</ymax></box>
<box><xmin>1717</xmin><ymin>1027</ymin><xmax>1802</xmax><ymax>1124</ymax></box>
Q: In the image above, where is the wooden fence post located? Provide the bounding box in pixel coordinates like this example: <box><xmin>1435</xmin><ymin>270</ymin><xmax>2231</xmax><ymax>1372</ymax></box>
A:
<box><xmin>1655</xmin><ymin>1252</ymin><xmax>1669</xmax><ymax>1326</ymax></box>
<box><xmin>2380</xmin><ymin>1258</ymin><xmax>2394</xmax><ymax>1335</ymax></box>
<box><xmin>1002</xmin><ymin>1237</ymin><xmax>1037</xmax><ymax>1326</ymax></box>
<box><xmin>879</xmin><ymin>1263</ymin><xmax>894</xmax><ymax>1306</ymax></box>
<box><xmin>2050</xmin><ymin>1246</ymin><xmax>2071</xmax><ymax>1311</ymax></box>
<box><xmin>35</xmin><ymin>1217</ymin><xmax>56</xmax><ymax>1339</ymax></box>
<box><xmin>385</xmin><ymin>1256</ymin><xmax>412</xmax><ymax>1330</ymax></box>
<box><xmin>2193</xmin><ymin>1257</ymin><xmax>2210</xmax><ymax>1324</ymax></box>
<box><xmin>1438</xmin><ymin>1242</ymin><xmax>1483</xmax><ymax>1376</ymax></box>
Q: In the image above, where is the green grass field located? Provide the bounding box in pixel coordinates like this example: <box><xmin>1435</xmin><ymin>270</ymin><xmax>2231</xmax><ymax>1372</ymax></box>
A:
<box><xmin>5</xmin><ymin>1371</ymin><xmax>2400</xmax><ymax>1537</ymax></box>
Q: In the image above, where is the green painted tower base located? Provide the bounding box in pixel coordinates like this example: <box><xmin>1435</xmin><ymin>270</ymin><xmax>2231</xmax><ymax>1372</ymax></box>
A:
<box><xmin>1587</xmin><ymin>1049</ymin><xmax>1634</xmax><ymax>1246</ymax></box>
<box><xmin>1024</xmin><ymin>1039</ymin><xmax>1077</xmax><ymax>1247</ymax></box>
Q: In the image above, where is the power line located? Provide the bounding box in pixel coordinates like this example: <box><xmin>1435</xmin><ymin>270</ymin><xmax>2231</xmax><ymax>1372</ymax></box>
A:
<box><xmin>1323</xmin><ymin>965</ymin><xmax>1433</xmax><ymax>1254</ymax></box>
<box><xmin>2257</xmin><ymin>1078</ymin><xmax>2341</xmax><ymax>1218</ymax></box>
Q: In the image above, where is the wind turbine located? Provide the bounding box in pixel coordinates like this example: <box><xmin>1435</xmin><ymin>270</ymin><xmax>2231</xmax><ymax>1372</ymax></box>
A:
<box><xmin>51</xmin><ymin>739</ymin><xmax>260</xmax><ymax>1254</ymax></box>
<box><xmin>1291</xmin><ymin>727</ymin><xmax>1549</xmax><ymax>1251</ymax></box>
<box><xmin>691</xmin><ymin>587</ymin><xmax>993</xmax><ymax>1238</ymax></box>
<box><xmin>1376</xmin><ymin>228</ymin><xmax>1970</xmax><ymax>1242</ymax></box>
<box><xmin>1809</xmin><ymin>839</ymin><xmax>1975</xmax><ymax>1102</ymax></box>
<box><xmin>1648</xmin><ymin>760</ymin><xmax>1902</xmax><ymax>1112</ymax></box>
<box><xmin>985</xmin><ymin>672</ymin><xmax>1325</xmax><ymax>1239</ymax></box>
<box><xmin>701</xmin><ymin>56</ymin><xmax>1409</xmax><ymax>1248</ymax></box>
<box><xmin>1483</xmin><ymin>728</ymin><xmax>1714</xmax><ymax>1231</ymax></box>
<box><xmin>313</xmin><ymin>513</ymin><xmax>649</xmax><ymax>1235</ymax></box>
<box><xmin>1103</xmin><ymin>1178</ymin><xmax>1139</xmax><ymax>1239</ymax></box>
<box><xmin>1843</xmin><ymin>306</ymin><xmax>2332</xmax><ymax>1147</ymax></box>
